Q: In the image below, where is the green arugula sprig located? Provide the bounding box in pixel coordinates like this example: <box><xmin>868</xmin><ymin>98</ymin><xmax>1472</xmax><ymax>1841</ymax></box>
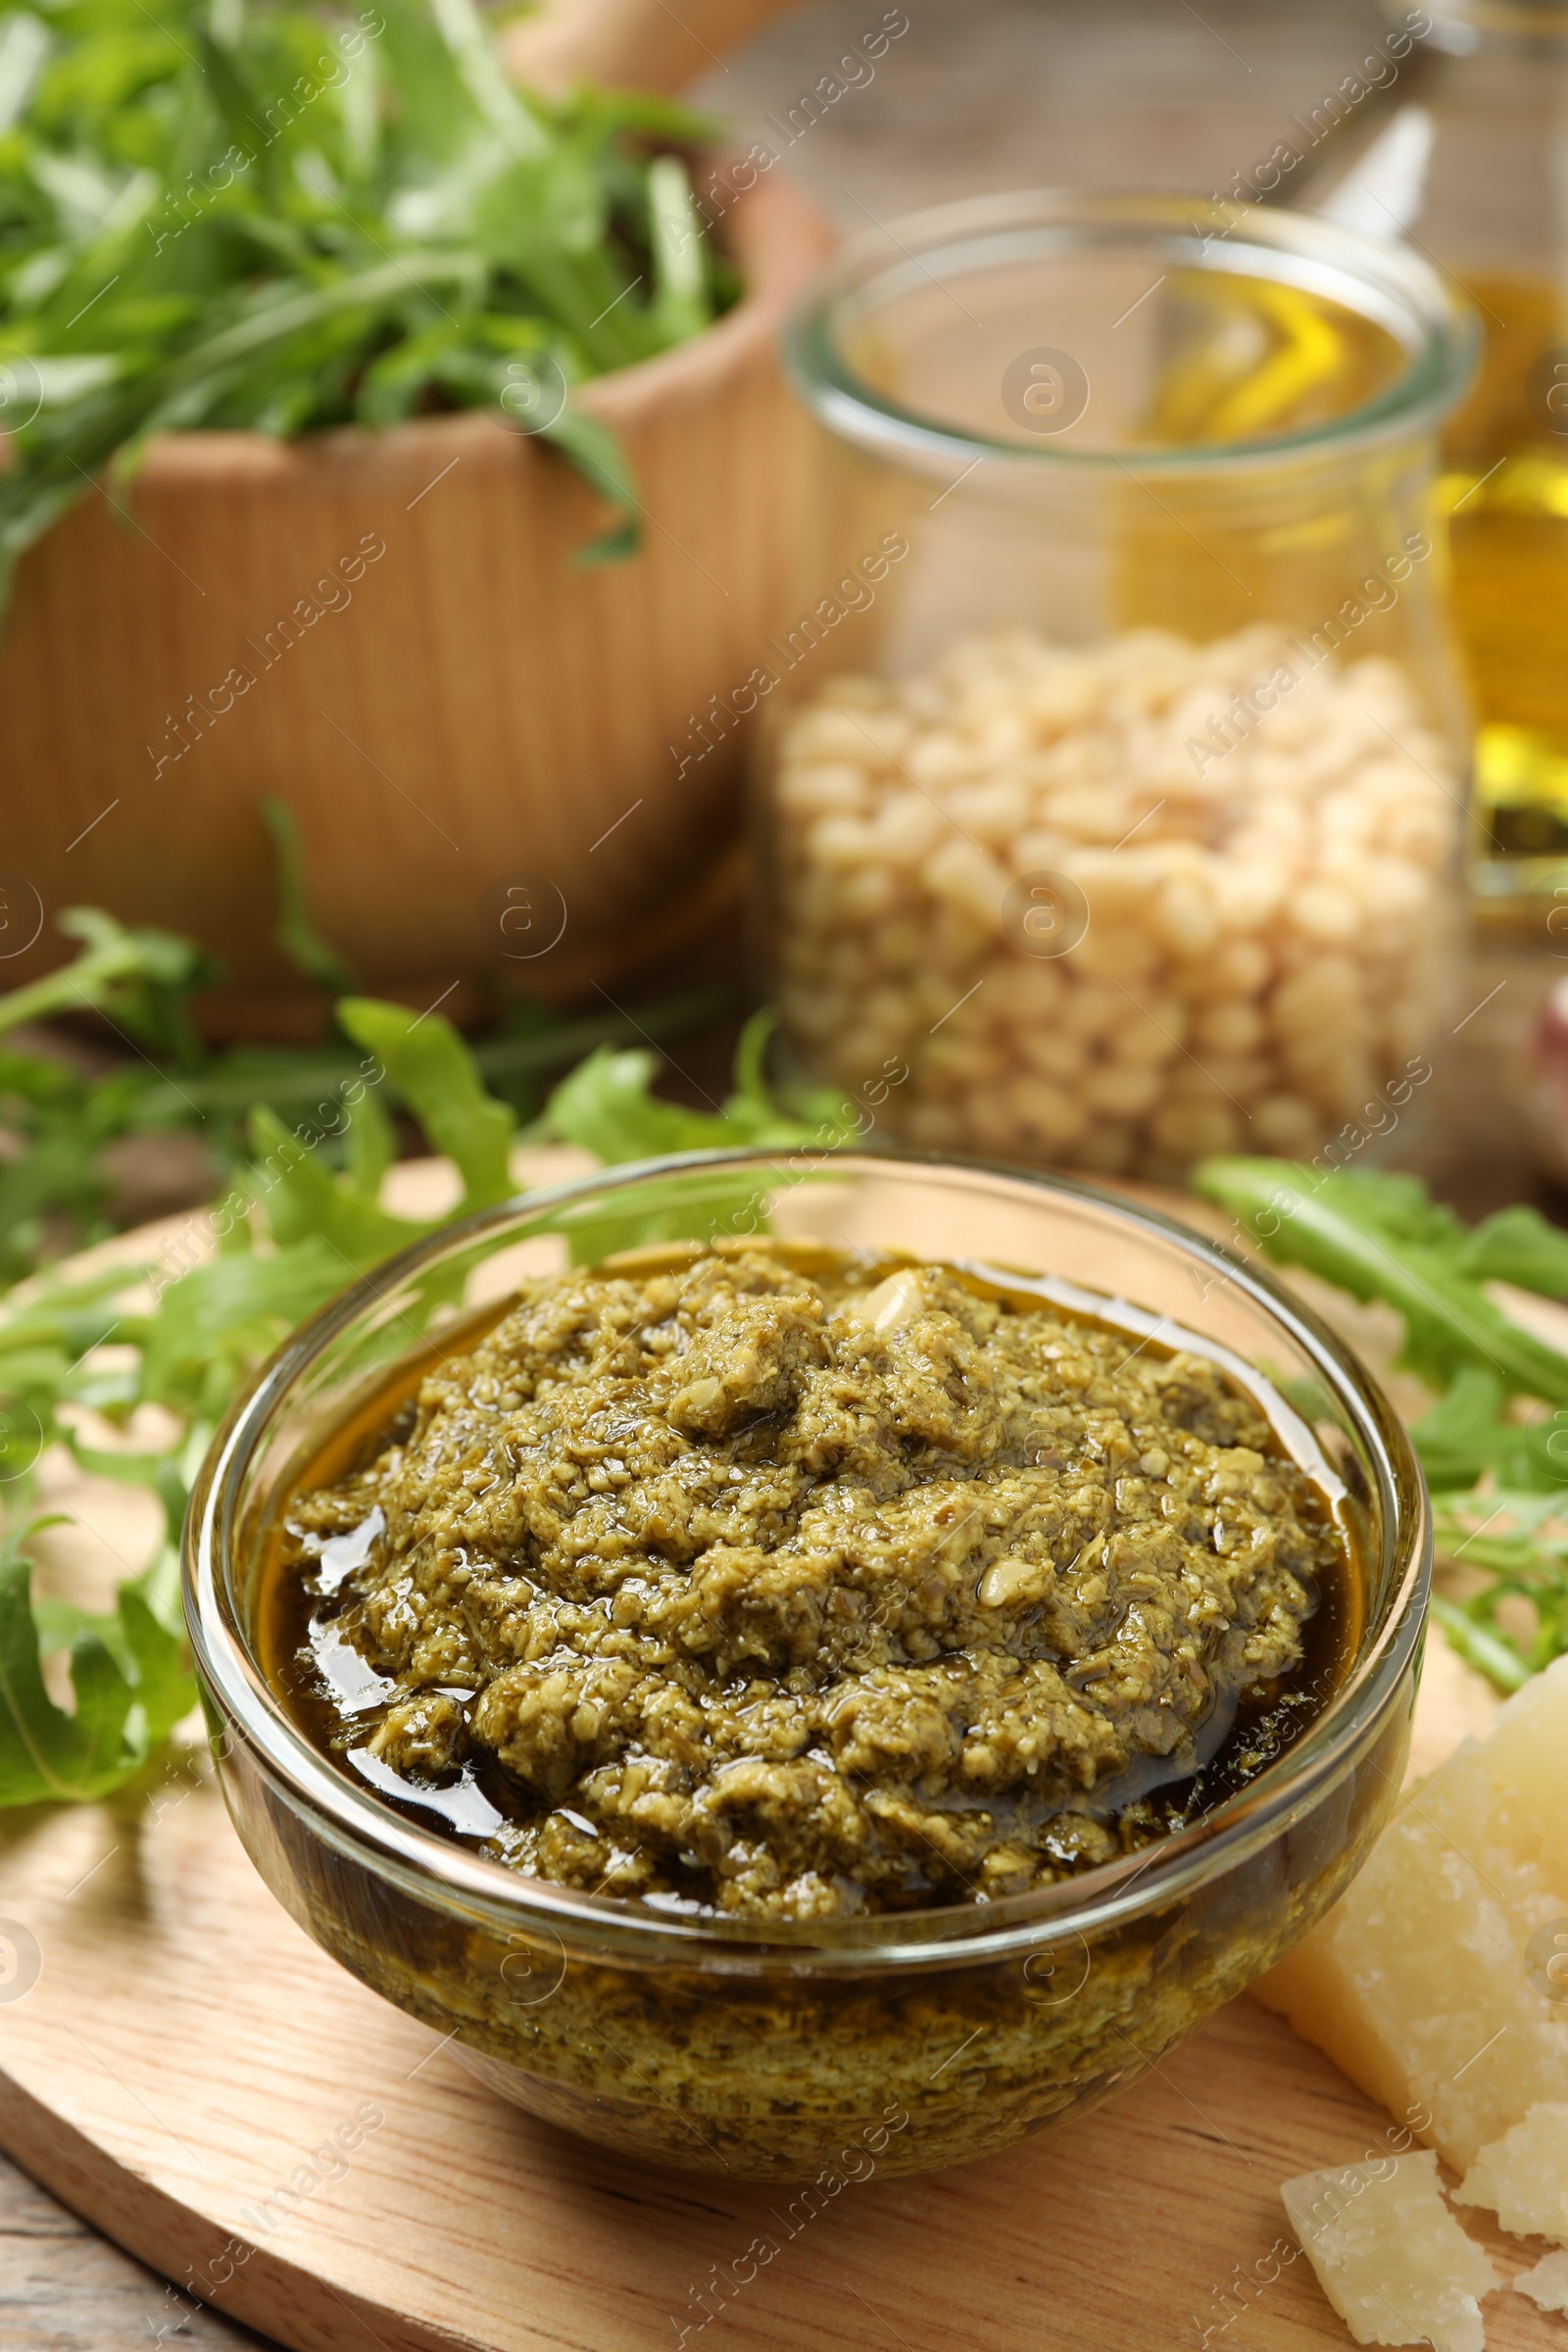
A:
<box><xmin>0</xmin><ymin>904</ymin><xmax>217</xmax><ymax>1281</ymax></box>
<box><xmin>0</xmin><ymin>904</ymin><xmax>214</xmax><ymax>1062</ymax></box>
<box><xmin>1194</xmin><ymin>1161</ymin><xmax>1568</xmax><ymax>1402</ymax></box>
<box><xmin>1195</xmin><ymin>1156</ymin><xmax>1568</xmax><ymax>1692</ymax></box>
<box><xmin>0</xmin><ymin>1475</ymin><xmax>189</xmax><ymax>1803</ymax></box>
<box><xmin>0</xmin><ymin>0</ymin><xmax>735</xmax><ymax>600</ymax></box>
<box><xmin>0</xmin><ymin>874</ymin><xmax>724</xmax><ymax>1284</ymax></box>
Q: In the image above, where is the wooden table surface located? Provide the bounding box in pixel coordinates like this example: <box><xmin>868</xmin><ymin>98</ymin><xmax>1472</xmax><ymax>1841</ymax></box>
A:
<box><xmin>4</xmin><ymin>1</ymin><xmax>1562</xmax><ymax>2345</ymax></box>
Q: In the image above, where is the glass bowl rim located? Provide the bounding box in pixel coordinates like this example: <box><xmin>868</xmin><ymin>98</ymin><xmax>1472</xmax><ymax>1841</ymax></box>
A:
<box><xmin>782</xmin><ymin>188</ymin><xmax>1480</xmax><ymax>481</ymax></box>
<box><xmin>184</xmin><ymin>1145</ymin><xmax>1431</xmax><ymax>1974</ymax></box>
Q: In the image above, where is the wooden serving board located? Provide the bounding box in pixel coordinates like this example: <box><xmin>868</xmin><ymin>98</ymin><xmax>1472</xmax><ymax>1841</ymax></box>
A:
<box><xmin>0</xmin><ymin>1161</ymin><xmax>1554</xmax><ymax>2352</ymax></box>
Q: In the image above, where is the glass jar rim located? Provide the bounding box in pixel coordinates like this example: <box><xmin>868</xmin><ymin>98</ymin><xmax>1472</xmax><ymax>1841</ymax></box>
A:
<box><xmin>185</xmin><ymin>1147</ymin><xmax>1431</xmax><ymax>1974</ymax></box>
<box><xmin>782</xmin><ymin>189</ymin><xmax>1479</xmax><ymax>483</ymax></box>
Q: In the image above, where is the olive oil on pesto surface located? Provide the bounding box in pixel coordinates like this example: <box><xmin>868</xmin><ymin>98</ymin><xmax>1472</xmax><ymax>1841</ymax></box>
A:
<box><xmin>259</xmin><ymin>1245</ymin><xmax>1356</xmax><ymax>1923</ymax></box>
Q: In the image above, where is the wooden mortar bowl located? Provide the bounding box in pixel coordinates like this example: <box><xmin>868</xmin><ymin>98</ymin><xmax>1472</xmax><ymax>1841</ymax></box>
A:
<box><xmin>0</xmin><ymin>166</ymin><xmax>832</xmax><ymax>1033</ymax></box>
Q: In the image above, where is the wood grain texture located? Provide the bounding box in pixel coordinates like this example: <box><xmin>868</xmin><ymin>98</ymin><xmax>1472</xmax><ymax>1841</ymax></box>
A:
<box><xmin>0</xmin><ymin>167</ymin><xmax>833</xmax><ymax>1032</ymax></box>
<box><xmin>0</xmin><ymin>2150</ymin><xmax>275</xmax><ymax>2352</ymax></box>
<box><xmin>0</xmin><ymin>1151</ymin><xmax>1557</xmax><ymax>2352</ymax></box>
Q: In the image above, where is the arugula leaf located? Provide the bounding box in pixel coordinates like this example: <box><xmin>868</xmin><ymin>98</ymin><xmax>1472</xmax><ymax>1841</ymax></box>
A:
<box><xmin>344</xmin><ymin>1072</ymin><xmax>396</xmax><ymax>1197</ymax></box>
<box><xmin>1194</xmin><ymin>1154</ymin><xmax>1568</xmax><ymax>1692</ymax></box>
<box><xmin>543</xmin><ymin>1010</ymin><xmax>844</xmax><ymax>1164</ymax></box>
<box><xmin>258</xmin><ymin>796</ymin><xmax>358</xmax><ymax>998</ymax></box>
<box><xmin>1405</xmin><ymin>1366</ymin><xmax>1568</xmax><ymax>1494</ymax></box>
<box><xmin>1194</xmin><ymin>1158</ymin><xmax>1568</xmax><ymax>1403</ymax></box>
<box><xmin>542</xmin><ymin>1162</ymin><xmax>781</xmax><ymax>1270</ymax></box>
<box><xmin>119</xmin><ymin>1583</ymin><xmax>192</xmax><ymax>1745</ymax></box>
<box><xmin>0</xmin><ymin>1056</ymin><xmax>128</xmax><ymax>1284</ymax></box>
<box><xmin>1455</xmin><ymin>1203</ymin><xmax>1568</xmax><ymax>1296</ymax></box>
<box><xmin>137</xmin><ymin>1232</ymin><xmax>349</xmax><ymax>1416</ymax></box>
<box><xmin>1427</xmin><ymin>1494</ymin><xmax>1568</xmax><ymax>1692</ymax></box>
<box><xmin>536</xmin><ymin>1011</ymin><xmax>853</xmax><ymax>1262</ymax></box>
<box><xmin>0</xmin><ymin>1517</ymin><xmax>192</xmax><ymax>1804</ymax></box>
<box><xmin>0</xmin><ymin>906</ymin><xmax>212</xmax><ymax>1063</ymax></box>
<box><xmin>335</xmin><ymin>999</ymin><xmax>515</xmax><ymax>1210</ymax></box>
<box><xmin>0</xmin><ymin>1262</ymin><xmax>136</xmax><ymax>1485</ymax></box>
<box><xmin>1429</xmin><ymin>1594</ymin><xmax>1535</xmax><ymax>1695</ymax></box>
<box><xmin>245</xmin><ymin>1104</ymin><xmax>414</xmax><ymax>1266</ymax></box>
<box><xmin>0</xmin><ymin>908</ymin><xmax>219</xmax><ymax>1279</ymax></box>
<box><xmin>546</xmin><ymin>1045</ymin><xmax>740</xmax><ymax>1164</ymax></box>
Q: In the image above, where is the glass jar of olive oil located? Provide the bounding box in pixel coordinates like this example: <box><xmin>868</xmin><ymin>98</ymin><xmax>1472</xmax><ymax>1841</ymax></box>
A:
<box><xmin>760</xmin><ymin>194</ymin><xmax>1477</xmax><ymax>1182</ymax></box>
<box><xmin>1312</xmin><ymin>1</ymin><xmax>1568</xmax><ymax>920</ymax></box>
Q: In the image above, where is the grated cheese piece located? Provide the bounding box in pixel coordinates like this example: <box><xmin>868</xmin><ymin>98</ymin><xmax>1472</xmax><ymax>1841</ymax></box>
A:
<box><xmin>1516</xmin><ymin>2250</ymin><xmax>1568</xmax><ymax>2314</ymax></box>
<box><xmin>1282</xmin><ymin>2152</ymin><xmax>1497</xmax><ymax>2352</ymax></box>
<box><xmin>1256</xmin><ymin>1653</ymin><xmax>1568</xmax><ymax>2170</ymax></box>
<box><xmin>1454</xmin><ymin>2103</ymin><xmax>1568</xmax><ymax>2244</ymax></box>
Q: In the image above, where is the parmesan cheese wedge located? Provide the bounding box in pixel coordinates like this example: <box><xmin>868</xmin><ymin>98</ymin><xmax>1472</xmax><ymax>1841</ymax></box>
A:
<box><xmin>1454</xmin><ymin>2103</ymin><xmax>1568</xmax><ymax>2243</ymax></box>
<box><xmin>1255</xmin><ymin>1653</ymin><xmax>1568</xmax><ymax>2171</ymax></box>
<box><xmin>1516</xmin><ymin>2249</ymin><xmax>1568</xmax><ymax>2314</ymax></box>
<box><xmin>1281</xmin><ymin>2152</ymin><xmax>1497</xmax><ymax>2351</ymax></box>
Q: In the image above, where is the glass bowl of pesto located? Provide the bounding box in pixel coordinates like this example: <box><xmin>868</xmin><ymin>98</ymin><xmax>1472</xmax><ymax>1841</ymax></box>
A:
<box><xmin>184</xmin><ymin>1147</ymin><xmax>1429</xmax><ymax>2181</ymax></box>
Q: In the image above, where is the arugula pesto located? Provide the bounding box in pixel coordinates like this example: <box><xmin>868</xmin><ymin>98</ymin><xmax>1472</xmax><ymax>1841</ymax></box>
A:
<box><xmin>273</xmin><ymin>1250</ymin><xmax>1344</xmax><ymax>1919</ymax></box>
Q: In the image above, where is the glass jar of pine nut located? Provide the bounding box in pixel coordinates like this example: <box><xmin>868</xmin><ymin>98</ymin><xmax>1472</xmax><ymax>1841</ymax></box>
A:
<box><xmin>761</xmin><ymin>194</ymin><xmax>1479</xmax><ymax>1180</ymax></box>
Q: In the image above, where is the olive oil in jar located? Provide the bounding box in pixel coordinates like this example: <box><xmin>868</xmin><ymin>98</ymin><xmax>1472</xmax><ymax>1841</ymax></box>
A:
<box><xmin>1111</xmin><ymin>268</ymin><xmax>1418</xmax><ymax>647</ymax></box>
<box><xmin>844</xmin><ymin>260</ymin><xmax>1417</xmax><ymax>649</ymax></box>
<box><xmin>1285</xmin><ymin>0</ymin><xmax>1568</xmax><ymax>916</ymax></box>
<box><xmin>1441</xmin><ymin>271</ymin><xmax>1568</xmax><ymax>892</ymax></box>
